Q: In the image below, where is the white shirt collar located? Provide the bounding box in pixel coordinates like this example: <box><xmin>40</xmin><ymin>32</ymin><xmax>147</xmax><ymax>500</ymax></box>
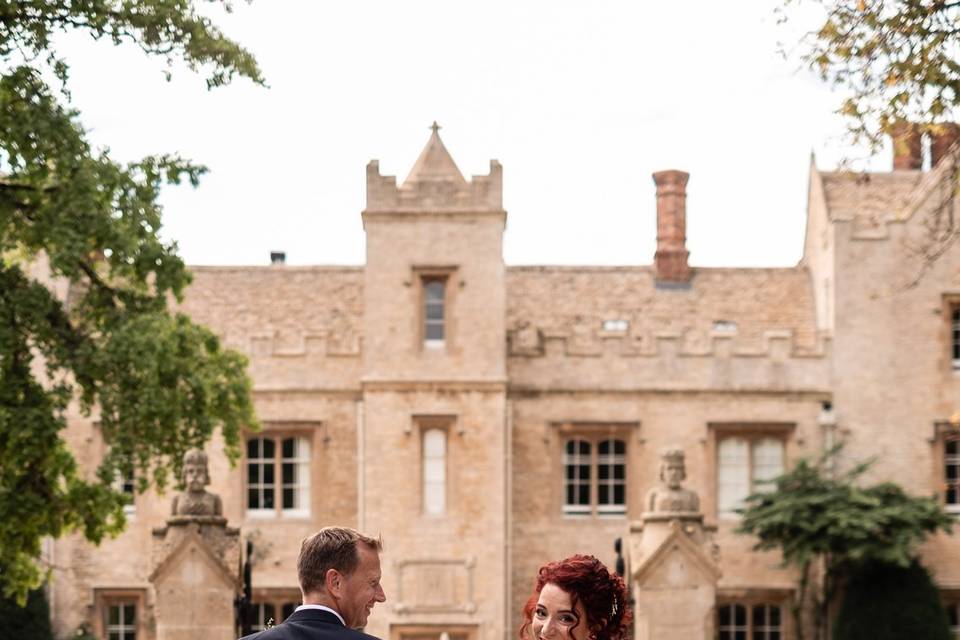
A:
<box><xmin>294</xmin><ymin>604</ymin><xmax>346</xmax><ymax>626</ymax></box>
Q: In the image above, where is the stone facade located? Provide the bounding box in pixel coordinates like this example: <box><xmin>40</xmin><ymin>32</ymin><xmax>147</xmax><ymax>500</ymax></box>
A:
<box><xmin>48</xmin><ymin>125</ymin><xmax>960</xmax><ymax>640</ymax></box>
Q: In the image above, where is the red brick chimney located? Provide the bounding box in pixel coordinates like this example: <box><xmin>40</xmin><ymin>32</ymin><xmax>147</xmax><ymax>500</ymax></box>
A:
<box><xmin>652</xmin><ymin>169</ymin><xmax>691</xmax><ymax>283</ymax></box>
<box><xmin>930</xmin><ymin>123</ymin><xmax>960</xmax><ymax>168</ymax></box>
<box><xmin>888</xmin><ymin>121</ymin><xmax>922</xmax><ymax>170</ymax></box>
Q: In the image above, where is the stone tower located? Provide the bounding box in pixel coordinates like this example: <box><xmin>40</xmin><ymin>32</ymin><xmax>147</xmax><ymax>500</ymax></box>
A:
<box><xmin>360</xmin><ymin>123</ymin><xmax>508</xmax><ymax>640</ymax></box>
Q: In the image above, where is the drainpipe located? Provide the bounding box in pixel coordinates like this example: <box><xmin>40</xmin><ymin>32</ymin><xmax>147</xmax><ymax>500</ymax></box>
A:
<box><xmin>819</xmin><ymin>399</ymin><xmax>837</xmax><ymax>640</ymax></box>
<box><xmin>504</xmin><ymin>398</ymin><xmax>514</xmax><ymax>640</ymax></box>
<box><xmin>819</xmin><ymin>400</ymin><xmax>836</xmax><ymax>477</ymax></box>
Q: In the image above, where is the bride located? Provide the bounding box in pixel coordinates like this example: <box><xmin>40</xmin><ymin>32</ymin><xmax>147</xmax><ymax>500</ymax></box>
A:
<box><xmin>519</xmin><ymin>555</ymin><xmax>632</xmax><ymax>640</ymax></box>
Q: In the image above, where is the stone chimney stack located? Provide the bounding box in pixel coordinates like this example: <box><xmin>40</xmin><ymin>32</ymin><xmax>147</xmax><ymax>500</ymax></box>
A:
<box><xmin>653</xmin><ymin>170</ymin><xmax>691</xmax><ymax>283</ymax></box>
<box><xmin>889</xmin><ymin>122</ymin><xmax>922</xmax><ymax>170</ymax></box>
<box><xmin>930</xmin><ymin>123</ymin><xmax>960</xmax><ymax>168</ymax></box>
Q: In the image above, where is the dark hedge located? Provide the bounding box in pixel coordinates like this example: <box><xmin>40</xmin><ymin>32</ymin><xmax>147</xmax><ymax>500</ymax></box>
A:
<box><xmin>833</xmin><ymin>560</ymin><xmax>951</xmax><ymax>640</ymax></box>
<box><xmin>0</xmin><ymin>588</ymin><xmax>53</xmax><ymax>640</ymax></box>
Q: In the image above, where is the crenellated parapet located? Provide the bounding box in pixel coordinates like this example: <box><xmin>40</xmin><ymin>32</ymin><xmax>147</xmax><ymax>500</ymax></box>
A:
<box><xmin>222</xmin><ymin>328</ymin><xmax>362</xmax><ymax>358</ymax></box>
<box><xmin>365</xmin><ymin>158</ymin><xmax>503</xmax><ymax>212</ymax></box>
<box><xmin>365</xmin><ymin>124</ymin><xmax>503</xmax><ymax>212</ymax></box>
<box><xmin>819</xmin><ymin>171</ymin><xmax>922</xmax><ymax>240</ymax></box>
<box><xmin>507</xmin><ymin>323</ymin><xmax>832</xmax><ymax>391</ymax></box>
<box><xmin>829</xmin><ymin>209</ymin><xmax>903</xmax><ymax>240</ymax></box>
<box><xmin>508</xmin><ymin>322</ymin><xmax>829</xmax><ymax>359</ymax></box>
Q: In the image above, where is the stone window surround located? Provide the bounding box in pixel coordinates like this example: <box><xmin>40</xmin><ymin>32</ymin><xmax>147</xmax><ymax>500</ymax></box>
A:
<box><xmin>550</xmin><ymin>422</ymin><xmax>639</xmax><ymax>520</ymax></box>
<box><xmin>413</xmin><ymin>415</ymin><xmax>457</xmax><ymax>517</ymax></box>
<box><xmin>413</xmin><ymin>266</ymin><xmax>459</xmax><ymax>353</ymax></box>
<box><xmin>92</xmin><ymin>587</ymin><xmax>148</xmax><ymax>640</ymax></box>
<box><xmin>942</xmin><ymin>294</ymin><xmax>960</xmax><ymax>372</ymax></box>
<box><xmin>706</xmin><ymin>422</ymin><xmax>795</xmax><ymax>523</ymax></box>
<box><xmin>950</xmin><ymin>300</ymin><xmax>960</xmax><ymax>371</ymax></box>
<box><xmin>244</xmin><ymin>422</ymin><xmax>321</xmax><ymax>520</ymax></box>
<box><xmin>931</xmin><ymin>420</ymin><xmax>960</xmax><ymax>513</ymax></box>
<box><xmin>715</xmin><ymin>589</ymin><xmax>792</xmax><ymax>640</ymax></box>
<box><xmin>251</xmin><ymin>587</ymin><xmax>301</xmax><ymax>630</ymax></box>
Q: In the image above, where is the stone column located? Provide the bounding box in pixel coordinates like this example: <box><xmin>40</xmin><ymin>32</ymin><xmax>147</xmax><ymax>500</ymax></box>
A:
<box><xmin>149</xmin><ymin>449</ymin><xmax>241</xmax><ymax>640</ymax></box>
<box><xmin>628</xmin><ymin>449</ymin><xmax>720</xmax><ymax>640</ymax></box>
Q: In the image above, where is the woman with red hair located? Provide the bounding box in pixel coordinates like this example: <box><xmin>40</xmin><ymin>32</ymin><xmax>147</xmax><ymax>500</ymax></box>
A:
<box><xmin>519</xmin><ymin>555</ymin><xmax>632</xmax><ymax>640</ymax></box>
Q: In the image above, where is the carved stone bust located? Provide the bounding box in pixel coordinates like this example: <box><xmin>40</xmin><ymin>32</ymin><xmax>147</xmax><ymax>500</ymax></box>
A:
<box><xmin>171</xmin><ymin>448</ymin><xmax>222</xmax><ymax>517</ymax></box>
<box><xmin>645</xmin><ymin>448</ymin><xmax>700</xmax><ymax>513</ymax></box>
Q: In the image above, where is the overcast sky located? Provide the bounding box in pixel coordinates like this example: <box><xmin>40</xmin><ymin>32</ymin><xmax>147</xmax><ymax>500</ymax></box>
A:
<box><xmin>56</xmin><ymin>1</ymin><xmax>885</xmax><ymax>268</ymax></box>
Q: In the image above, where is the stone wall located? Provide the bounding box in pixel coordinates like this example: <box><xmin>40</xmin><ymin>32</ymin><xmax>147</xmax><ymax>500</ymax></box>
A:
<box><xmin>826</xmin><ymin>164</ymin><xmax>960</xmax><ymax>589</ymax></box>
<box><xmin>507</xmin><ymin>390</ymin><xmax>821</xmax><ymax>632</ymax></box>
<box><xmin>46</xmin><ymin>133</ymin><xmax>960</xmax><ymax>640</ymax></box>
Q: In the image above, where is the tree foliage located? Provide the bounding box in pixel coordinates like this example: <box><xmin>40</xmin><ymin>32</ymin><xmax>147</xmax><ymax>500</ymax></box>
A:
<box><xmin>784</xmin><ymin>0</ymin><xmax>960</xmax><ymax>152</ymax></box>
<box><xmin>737</xmin><ymin>450</ymin><xmax>953</xmax><ymax>640</ymax></box>
<box><xmin>833</xmin><ymin>560</ymin><xmax>951</xmax><ymax>640</ymax></box>
<box><xmin>0</xmin><ymin>1</ymin><xmax>262</xmax><ymax>600</ymax></box>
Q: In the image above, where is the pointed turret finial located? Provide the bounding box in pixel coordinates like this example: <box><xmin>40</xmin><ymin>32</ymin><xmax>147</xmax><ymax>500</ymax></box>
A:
<box><xmin>402</xmin><ymin>121</ymin><xmax>466</xmax><ymax>186</ymax></box>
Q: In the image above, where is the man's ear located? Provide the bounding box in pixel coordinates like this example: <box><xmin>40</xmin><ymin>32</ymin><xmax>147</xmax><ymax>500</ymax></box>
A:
<box><xmin>325</xmin><ymin>568</ymin><xmax>343</xmax><ymax>598</ymax></box>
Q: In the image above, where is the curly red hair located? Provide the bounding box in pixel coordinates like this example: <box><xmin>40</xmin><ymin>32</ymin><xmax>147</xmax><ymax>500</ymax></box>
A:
<box><xmin>519</xmin><ymin>555</ymin><xmax>632</xmax><ymax>640</ymax></box>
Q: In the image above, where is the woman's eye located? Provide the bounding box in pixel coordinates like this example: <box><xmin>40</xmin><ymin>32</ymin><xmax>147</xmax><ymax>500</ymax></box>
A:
<box><xmin>559</xmin><ymin>615</ymin><xmax>577</xmax><ymax>625</ymax></box>
<box><xmin>534</xmin><ymin>609</ymin><xmax>547</xmax><ymax>619</ymax></box>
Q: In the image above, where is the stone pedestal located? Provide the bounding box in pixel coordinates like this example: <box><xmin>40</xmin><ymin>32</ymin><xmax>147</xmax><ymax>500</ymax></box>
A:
<box><xmin>628</xmin><ymin>514</ymin><xmax>720</xmax><ymax>640</ymax></box>
<box><xmin>150</xmin><ymin>516</ymin><xmax>240</xmax><ymax>640</ymax></box>
<box><xmin>629</xmin><ymin>448</ymin><xmax>720</xmax><ymax>640</ymax></box>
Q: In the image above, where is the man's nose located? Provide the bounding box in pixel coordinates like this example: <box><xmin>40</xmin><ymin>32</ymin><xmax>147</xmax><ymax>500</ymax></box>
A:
<box><xmin>376</xmin><ymin>584</ymin><xmax>386</xmax><ymax>602</ymax></box>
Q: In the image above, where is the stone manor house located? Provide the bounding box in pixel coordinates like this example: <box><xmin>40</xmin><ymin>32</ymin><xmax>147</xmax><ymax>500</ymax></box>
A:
<box><xmin>49</xmin><ymin>124</ymin><xmax>960</xmax><ymax>640</ymax></box>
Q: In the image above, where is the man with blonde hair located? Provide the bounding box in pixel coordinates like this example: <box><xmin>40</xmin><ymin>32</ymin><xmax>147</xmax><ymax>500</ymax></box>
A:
<box><xmin>240</xmin><ymin>526</ymin><xmax>386</xmax><ymax>639</ymax></box>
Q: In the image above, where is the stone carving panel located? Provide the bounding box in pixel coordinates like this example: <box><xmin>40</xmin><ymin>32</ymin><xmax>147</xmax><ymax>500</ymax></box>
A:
<box><xmin>509</xmin><ymin>321</ymin><xmax>544</xmax><ymax>356</ymax></box>
<box><xmin>393</xmin><ymin>558</ymin><xmax>476</xmax><ymax>614</ymax></box>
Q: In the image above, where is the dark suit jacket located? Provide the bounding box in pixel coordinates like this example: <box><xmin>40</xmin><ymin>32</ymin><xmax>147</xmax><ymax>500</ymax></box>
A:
<box><xmin>240</xmin><ymin>608</ymin><xmax>381</xmax><ymax>640</ymax></box>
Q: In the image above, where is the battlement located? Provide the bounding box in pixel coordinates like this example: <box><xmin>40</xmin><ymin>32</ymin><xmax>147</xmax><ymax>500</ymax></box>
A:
<box><xmin>221</xmin><ymin>328</ymin><xmax>361</xmax><ymax>358</ymax></box>
<box><xmin>216</xmin><ymin>328</ymin><xmax>363</xmax><ymax>392</ymax></box>
<box><xmin>365</xmin><ymin>124</ymin><xmax>503</xmax><ymax>212</ymax></box>
<box><xmin>507</xmin><ymin>325</ymin><xmax>832</xmax><ymax>392</ymax></box>
<box><xmin>365</xmin><ymin>158</ymin><xmax>503</xmax><ymax>212</ymax></box>
<box><xmin>509</xmin><ymin>324</ymin><xmax>829</xmax><ymax>358</ymax></box>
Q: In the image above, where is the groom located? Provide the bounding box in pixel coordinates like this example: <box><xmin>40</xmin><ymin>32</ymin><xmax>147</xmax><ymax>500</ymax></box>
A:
<box><xmin>241</xmin><ymin>527</ymin><xmax>386</xmax><ymax>640</ymax></box>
